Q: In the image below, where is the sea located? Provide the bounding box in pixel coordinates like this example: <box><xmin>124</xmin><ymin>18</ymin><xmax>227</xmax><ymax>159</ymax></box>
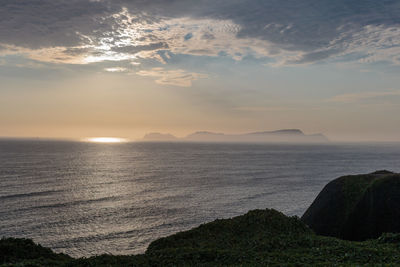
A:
<box><xmin>1</xmin><ymin>140</ymin><xmax>400</xmax><ymax>257</ymax></box>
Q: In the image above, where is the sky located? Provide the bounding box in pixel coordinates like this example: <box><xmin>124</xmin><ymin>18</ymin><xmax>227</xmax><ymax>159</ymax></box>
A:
<box><xmin>1</xmin><ymin>0</ymin><xmax>400</xmax><ymax>141</ymax></box>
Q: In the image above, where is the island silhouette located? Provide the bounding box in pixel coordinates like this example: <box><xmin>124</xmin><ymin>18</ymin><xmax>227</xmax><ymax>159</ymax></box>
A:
<box><xmin>142</xmin><ymin>129</ymin><xmax>328</xmax><ymax>143</ymax></box>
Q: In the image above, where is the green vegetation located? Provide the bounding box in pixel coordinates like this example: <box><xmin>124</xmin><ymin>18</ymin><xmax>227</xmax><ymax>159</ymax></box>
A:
<box><xmin>3</xmin><ymin>208</ymin><xmax>400</xmax><ymax>266</ymax></box>
<box><xmin>301</xmin><ymin>170</ymin><xmax>400</xmax><ymax>240</ymax></box>
<box><xmin>0</xmin><ymin>237</ymin><xmax>71</xmax><ymax>266</ymax></box>
<box><xmin>339</xmin><ymin>171</ymin><xmax>398</xmax><ymax>216</ymax></box>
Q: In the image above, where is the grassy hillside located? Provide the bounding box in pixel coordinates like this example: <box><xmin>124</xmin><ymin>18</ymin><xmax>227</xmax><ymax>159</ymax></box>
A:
<box><xmin>3</xmin><ymin>208</ymin><xmax>400</xmax><ymax>266</ymax></box>
<box><xmin>301</xmin><ymin>171</ymin><xmax>400</xmax><ymax>241</ymax></box>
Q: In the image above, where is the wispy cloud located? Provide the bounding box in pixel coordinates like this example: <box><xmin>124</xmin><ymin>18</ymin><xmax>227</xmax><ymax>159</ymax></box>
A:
<box><xmin>233</xmin><ymin>106</ymin><xmax>322</xmax><ymax>112</ymax></box>
<box><xmin>104</xmin><ymin>67</ymin><xmax>128</xmax><ymax>72</ymax></box>
<box><xmin>234</xmin><ymin>106</ymin><xmax>298</xmax><ymax>112</ymax></box>
<box><xmin>136</xmin><ymin>67</ymin><xmax>206</xmax><ymax>87</ymax></box>
<box><xmin>328</xmin><ymin>90</ymin><xmax>400</xmax><ymax>103</ymax></box>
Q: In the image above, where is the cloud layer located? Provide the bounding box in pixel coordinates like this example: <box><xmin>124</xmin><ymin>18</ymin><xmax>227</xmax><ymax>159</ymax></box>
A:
<box><xmin>137</xmin><ymin>68</ymin><xmax>206</xmax><ymax>87</ymax></box>
<box><xmin>1</xmin><ymin>0</ymin><xmax>399</xmax><ymax>85</ymax></box>
<box><xmin>328</xmin><ymin>90</ymin><xmax>400</xmax><ymax>103</ymax></box>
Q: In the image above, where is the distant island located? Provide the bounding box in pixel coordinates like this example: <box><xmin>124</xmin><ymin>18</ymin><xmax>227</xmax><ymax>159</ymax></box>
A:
<box><xmin>141</xmin><ymin>129</ymin><xmax>328</xmax><ymax>143</ymax></box>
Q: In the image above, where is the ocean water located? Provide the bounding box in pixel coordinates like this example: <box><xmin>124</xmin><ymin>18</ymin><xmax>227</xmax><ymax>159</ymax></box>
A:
<box><xmin>1</xmin><ymin>140</ymin><xmax>400</xmax><ymax>257</ymax></box>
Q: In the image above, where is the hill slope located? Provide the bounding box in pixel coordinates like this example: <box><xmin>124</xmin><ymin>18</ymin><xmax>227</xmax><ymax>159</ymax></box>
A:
<box><xmin>3</xmin><ymin>208</ymin><xmax>400</xmax><ymax>266</ymax></box>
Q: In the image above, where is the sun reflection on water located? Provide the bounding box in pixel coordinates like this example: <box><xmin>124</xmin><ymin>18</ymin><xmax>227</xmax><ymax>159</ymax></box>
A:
<box><xmin>85</xmin><ymin>137</ymin><xmax>128</xmax><ymax>143</ymax></box>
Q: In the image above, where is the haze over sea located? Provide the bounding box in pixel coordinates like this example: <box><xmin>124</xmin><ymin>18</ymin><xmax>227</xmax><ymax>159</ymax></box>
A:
<box><xmin>1</xmin><ymin>140</ymin><xmax>400</xmax><ymax>257</ymax></box>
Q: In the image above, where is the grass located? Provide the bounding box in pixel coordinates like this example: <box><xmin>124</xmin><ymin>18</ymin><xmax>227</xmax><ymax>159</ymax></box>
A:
<box><xmin>3</xmin><ymin>208</ymin><xmax>400</xmax><ymax>266</ymax></box>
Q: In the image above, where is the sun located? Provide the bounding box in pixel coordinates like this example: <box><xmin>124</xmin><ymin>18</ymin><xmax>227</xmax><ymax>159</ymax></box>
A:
<box><xmin>85</xmin><ymin>137</ymin><xmax>128</xmax><ymax>143</ymax></box>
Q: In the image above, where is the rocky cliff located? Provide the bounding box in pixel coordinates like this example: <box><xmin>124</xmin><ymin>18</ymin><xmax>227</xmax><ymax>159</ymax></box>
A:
<box><xmin>302</xmin><ymin>170</ymin><xmax>400</xmax><ymax>241</ymax></box>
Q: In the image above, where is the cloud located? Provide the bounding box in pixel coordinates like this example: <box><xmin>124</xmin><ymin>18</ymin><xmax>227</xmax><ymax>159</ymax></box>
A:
<box><xmin>286</xmin><ymin>49</ymin><xmax>340</xmax><ymax>64</ymax></box>
<box><xmin>184</xmin><ymin>33</ymin><xmax>193</xmax><ymax>41</ymax></box>
<box><xmin>112</xmin><ymin>42</ymin><xmax>169</xmax><ymax>54</ymax></box>
<box><xmin>118</xmin><ymin>0</ymin><xmax>400</xmax><ymax>65</ymax></box>
<box><xmin>233</xmin><ymin>106</ymin><xmax>322</xmax><ymax>112</ymax></box>
<box><xmin>0</xmin><ymin>0</ymin><xmax>115</xmax><ymax>49</ymax></box>
<box><xmin>136</xmin><ymin>67</ymin><xmax>206</xmax><ymax>87</ymax></box>
<box><xmin>234</xmin><ymin>106</ymin><xmax>297</xmax><ymax>112</ymax></box>
<box><xmin>339</xmin><ymin>25</ymin><xmax>400</xmax><ymax>65</ymax></box>
<box><xmin>104</xmin><ymin>67</ymin><xmax>128</xmax><ymax>72</ymax></box>
<box><xmin>0</xmin><ymin>0</ymin><xmax>400</xmax><ymax>70</ymax></box>
<box><xmin>328</xmin><ymin>90</ymin><xmax>400</xmax><ymax>103</ymax></box>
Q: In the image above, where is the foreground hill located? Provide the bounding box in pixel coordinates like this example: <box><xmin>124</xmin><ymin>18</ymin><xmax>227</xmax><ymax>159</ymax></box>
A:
<box><xmin>3</xmin><ymin>208</ymin><xmax>400</xmax><ymax>266</ymax></box>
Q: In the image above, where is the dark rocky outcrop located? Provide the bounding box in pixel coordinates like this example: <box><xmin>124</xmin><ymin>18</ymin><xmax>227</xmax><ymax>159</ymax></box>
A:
<box><xmin>302</xmin><ymin>170</ymin><xmax>400</xmax><ymax>241</ymax></box>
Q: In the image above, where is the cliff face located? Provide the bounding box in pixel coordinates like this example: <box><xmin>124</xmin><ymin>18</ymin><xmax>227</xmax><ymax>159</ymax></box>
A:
<box><xmin>302</xmin><ymin>170</ymin><xmax>400</xmax><ymax>241</ymax></box>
